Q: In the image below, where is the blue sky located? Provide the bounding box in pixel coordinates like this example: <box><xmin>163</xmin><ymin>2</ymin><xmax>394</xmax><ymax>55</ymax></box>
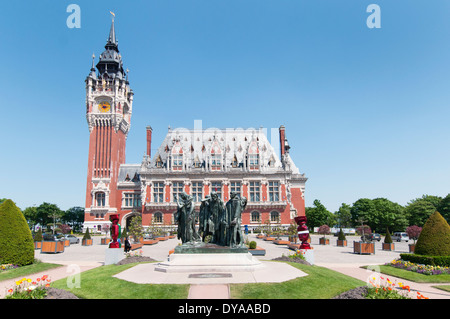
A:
<box><xmin>1</xmin><ymin>1</ymin><xmax>449</xmax><ymax>212</ymax></box>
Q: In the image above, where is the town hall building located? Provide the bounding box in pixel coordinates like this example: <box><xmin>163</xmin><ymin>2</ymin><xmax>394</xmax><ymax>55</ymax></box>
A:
<box><xmin>82</xmin><ymin>20</ymin><xmax>307</xmax><ymax>233</ymax></box>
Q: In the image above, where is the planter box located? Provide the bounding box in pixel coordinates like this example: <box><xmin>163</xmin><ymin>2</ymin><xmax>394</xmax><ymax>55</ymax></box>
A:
<box><xmin>155</xmin><ymin>236</ymin><xmax>169</xmax><ymax>241</ymax></box>
<box><xmin>34</xmin><ymin>241</ymin><xmax>42</xmax><ymax>250</ymax></box>
<box><xmin>409</xmin><ymin>244</ymin><xmax>415</xmax><ymax>253</ymax></box>
<box><xmin>41</xmin><ymin>241</ymin><xmax>65</xmax><ymax>254</ymax></box>
<box><xmin>319</xmin><ymin>238</ymin><xmax>330</xmax><ymax>245</ymax></box>
<box><xmin>63</xmin><ymin>239</ymin><xmax>70</xmax><ymax>247</ymax></box>
<box><xmin>382</xmin><ymin>243</ymin><xmax>395</xmax><ymax>251</ymax></box>
<box><xmin>168</xmin><ymin>235</ymin><xmax>176</xmax><ymax>239</ymax></box>
<box><xmin>256</xmin><ymin>234</ymin><xmax>265</xmax><ymax>239</ymax></box>
<box><xmin>273</xmin><ymin>240</ymin><xmax>290</xmax><ymax>245</ymax></box>
<box><xmin>143</xmin><ymin>239</ymin><xmax>159</xmax><ymax>245</ymax></box>
<box><xmin>289</xmin><ymin>235</ymin><xmax>298</xmax><ymax>243</ymax></box>
<box><xmin>288</xmin><ymin>243</ymin><xmax>301</xmax><ymax>251</ymax></box>
<box><xmin>82</xmin><ymin>239</ymin><xmax>93</xmax><ymax>246</ymax></box>
<box><xmin>101</xmin><ymin>238</ymin><xmax>111</xmax><ymax>245</ymax></box>
<box><xmin>336</xmin><ymin>240</ymin><xmax>347</xmax><ymax>247</ymax></box>
<box><xmin>264</xmin><ymin>237</ymin><xmax>276</xmax><ymax>241</ymax></box>
<box><xmin>249</xmin><ymin>246</ymin><xmax>266</xmax><ymax>256</ymax></box>
<box><xmin>130</xmin><ymin>243</ymin><xmax>143</xmax><ymax>250</ymax></box>
<box><xmin>353</xmin><ymin>241</ymin><xmax>375</xmax><ymax>255</ymax></box>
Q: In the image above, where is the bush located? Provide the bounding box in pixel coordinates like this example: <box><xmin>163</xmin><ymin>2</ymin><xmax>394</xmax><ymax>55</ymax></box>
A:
<box><xmin>0</xmin><ymin>200</ymin><xmax>35</xmax><ymax>266</ymax></box>
<box><xmin>384</xmin><ymin>228</ymin><xmax>393</xmax><ymax>244</ymax></box>
<box><xmin>337</xmin><ymin>228</ymin><xmax>346</xmax><ymax>241</ymax></box>
<box><xmin>34</xmin><ymin>228</ymin><xmax>43</xmax><ymax>242</ymax></box>
<box><xmin>406</xmin><ymin>225</ymin><xmax>422</xmax><ymax>244</ymax></box>
<box><xmin>400</xmin><ymin>253</ymin><xmax>450</xmax><ymax>267</ymax></box>
<box><xmin>83</xmin><ymin>227</ymin><xmax>91</xmax><ymax>240</ymax></box>
<box><xmin>248</xmin><ymin>241</ymin><xmax>257</xmax><ymax>249</ymax></box>
<box><xmin>414</xmin><ymin>211</ymin><xmax>450</xmax><ymax>256</ymax></box>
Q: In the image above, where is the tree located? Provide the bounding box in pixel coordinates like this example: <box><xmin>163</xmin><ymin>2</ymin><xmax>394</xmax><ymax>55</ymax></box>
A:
<box><xmin>22</xmin><ymin>206</ymin><xmax>38</xmax><ymax>231</ymax></box>
<box><xmin>414</xmin><ymin>211</ymin><xmax>450</xmax><ymax>256</ymax></box>
<box><xmin>384</xmin><ymin>227</ymin><xmax>393</xmax><ymax>244</ymax></box>
<box><xmin>406</xmin><ymin>225</ymin><xmax>422</xmax><ymax>244</ymax></box>
<box><xmin>128</xmin><ymin>215</ymin><xmax>143</xmax><ymax>242</ymax></box>
<box><xmin>436</xmin><ymin>194</ymin><xmax>450</xmax><ymax>223</ymax></box>
<box><xmin>36</xmin><ymin>202</ymin><xmax>63</xmax><ymax>232</ymax></box>
<box><xmin>335</xmin><ymin>203</ymin><xmax>352</xmax><ymax>228</ymax></box>
<box><xmin>305</xmin><ymin>199</ymin><xmax>335</xmax><ymax>229</ymax></box>
<box><xmin>372</xmin><ymin>198</ymin><xmax>407</xmax><ymax>232</ymax></box>
<box><xmin>351</xmin><ymin>198</ymin><xmax>377</xmax><ymax>229</ymax></box>
<box><xmin>62</xmin><ymin>206</ymin><xmax>85</xmax><ymax>233</ymax></box>
<box><xmin>404</xmin><ymin>199</ymin><xmax>436</xmax><ymax>227</ymax></box>
<box><xmin>0</xmin><ymin>200</ymin><xmax>34</xmax><ymax>266</ymax></box>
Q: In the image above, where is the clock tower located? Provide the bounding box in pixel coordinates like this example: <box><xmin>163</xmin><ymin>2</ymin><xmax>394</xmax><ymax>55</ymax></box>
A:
<box><xmin>84</xmin><ymin>18</ymin><xmax>134</xmax><ymax>225</ymax></box>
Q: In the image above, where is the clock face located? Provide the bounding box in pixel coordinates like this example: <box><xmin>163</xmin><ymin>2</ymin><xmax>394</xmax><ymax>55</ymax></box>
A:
<box><xmin>98</xmin><ymin>101</ymin><xmax>111</xmax><ymax>113</ymax></box>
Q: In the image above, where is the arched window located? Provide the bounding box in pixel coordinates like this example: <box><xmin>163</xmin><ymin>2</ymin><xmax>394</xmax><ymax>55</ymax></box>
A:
<box><xmin>251</xmin><ymin>211</ymin><xmax>260</xmax><ymax>223</ymax></box>
<box><xmin>154</xmin><ymin>212</ymin><xmax>163</xmax><ymax>224</ymax></box>
<box><xmin>270</xmin><ymin>211</ymin><xmax>280</xmax><ymax>223</ymax></box>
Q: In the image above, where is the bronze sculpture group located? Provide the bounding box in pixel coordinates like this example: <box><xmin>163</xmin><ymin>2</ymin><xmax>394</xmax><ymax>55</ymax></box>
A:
<box><xmin>174</xmin><ymin>191</ymin><xmax>247</xmax><ymax>248</ymax></box>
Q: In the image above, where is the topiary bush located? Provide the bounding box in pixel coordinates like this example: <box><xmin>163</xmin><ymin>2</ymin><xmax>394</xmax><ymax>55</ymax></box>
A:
<box><xmin>414</xmin><ymin>211</ymin><xmax>450</xmax><ymax>256</ymax></box>
<box><xmin>34</xmin><ymin>228</ymin><xmax>43</xmax><ymax>242</ymax></box>
<box><xmin>384</xmin><ymin>228</ymin><xmax>393</xmax><ymax>244</ymax></box>
<box><xmin>338</xmin><ymin>228</ymin><xmax>346</xmax><ymax>241</ymax></box>
<box><xmin>83</xmin><ymin>227</ymin><xmax>91</xmax><ymax>240</ymax></box>
<box><xmin>248</xmin><ymin>241</ymin><xmax>257</xmax><ymax>249</ymax></box>
<box><xmin>0</xmin><ymin>200</ymin><xmax>35</xmax><ymax>266</ymax></box>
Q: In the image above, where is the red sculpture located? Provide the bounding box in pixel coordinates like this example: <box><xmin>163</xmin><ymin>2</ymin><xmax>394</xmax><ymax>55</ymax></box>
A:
<box><xmin>109</xmin><ymin>214</ymin><xmax>121</xmax><ymax>248</ymax></box>
<box><xmin>294</xmin><ymin>216</ymin><xmax>311</xmax><ymax>249</ymax></box>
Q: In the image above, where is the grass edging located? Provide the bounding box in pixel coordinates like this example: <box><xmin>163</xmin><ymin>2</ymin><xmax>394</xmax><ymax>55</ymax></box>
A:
<box><xmin>362</xmin><ymin>265</ymin><xmax>450</xmax><ymax>283</ymax></box>
<box><xmin>51</xmin><ymin>262</ymin><xmax>190</xmax><ymax>299</ymax></box>
<box><xmin>230</xmin><ymin>261</ymin><xmax>365</xmax><ymax>299</ymax></box>
<box><xmin>0</xmin><ymin>262</ymin><xmax>63</xmax><ymax>282</ymax></box>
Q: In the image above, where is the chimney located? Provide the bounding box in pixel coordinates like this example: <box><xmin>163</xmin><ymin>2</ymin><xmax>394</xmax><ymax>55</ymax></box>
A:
<box><xmin>279</xmin><ymin>125</ymin><xmax>286</xmax><ymax>157</ymax></box>
<box><xmin>146</xmin><ymin>126</ymin><xmax>153</xmax><ymax>157</ymax></box>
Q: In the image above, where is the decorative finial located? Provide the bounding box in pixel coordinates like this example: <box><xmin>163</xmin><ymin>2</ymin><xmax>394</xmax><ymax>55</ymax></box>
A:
<box><xmin>110</xmin><ymin>11</ymin><xmax>115</xmax><ymax>21</ymax></box>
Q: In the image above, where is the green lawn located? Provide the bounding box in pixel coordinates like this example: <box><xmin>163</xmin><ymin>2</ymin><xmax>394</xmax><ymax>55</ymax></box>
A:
<box><xmin>0</xmin><ymin>262</ymin><xmax>63</xmax><ymax>282</ymax></box>
<box><xmin>51</xmin><ymin>262</ymin><xmax>190</xmax><ymax>299</ymax></box>
<box><xmin>375</xmin><ymin>265</ymin><xmax>450</xmax><ymax>283</ymax></box>
<box><xmin>230</xmin><ymin>261</ymin><xmax>365</xmax><ymax>299</ymax></box>
<box><xmin>433</xmin><ymin>285</ymin><xmax>450</xmax><ymax>292</ymax></box>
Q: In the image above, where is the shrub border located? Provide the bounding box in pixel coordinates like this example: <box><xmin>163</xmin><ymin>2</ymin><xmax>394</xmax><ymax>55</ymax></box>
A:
<box><xmin>400</xmin><ymin>253</ymin><xmax>450</xmax><ymax>267</ymax></box>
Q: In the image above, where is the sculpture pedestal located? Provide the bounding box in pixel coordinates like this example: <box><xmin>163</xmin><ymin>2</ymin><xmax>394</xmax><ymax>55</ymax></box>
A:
<box><xmin>299</xmin><ymin>249</ymin><xmax>314</xmax><ymax>265</ymax></box>
<box><xmin>105</xmin><ymin>248</ymin><xmax>124</xmax><ymax>265</ymax></box>
<box><xmin>155</xmin><ymin>242</ymin><xmax>263</xmax><ymax>273</ymax></box>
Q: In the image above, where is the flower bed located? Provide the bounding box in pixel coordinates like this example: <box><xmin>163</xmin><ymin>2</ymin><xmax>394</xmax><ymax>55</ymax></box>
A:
<box><xmin>1</xmin><ymin>264</ymin><xmax>19</xmax><ymax>272</ymax></box>
<box><xmin>388</xmin><ymin>259</ymin><xmax>450</xmax><ymax>276</ymax></box>
<box><xmin>6</xmin><ymin>275</ymin><xmax>52</xmax><ymax>299</ymax></box>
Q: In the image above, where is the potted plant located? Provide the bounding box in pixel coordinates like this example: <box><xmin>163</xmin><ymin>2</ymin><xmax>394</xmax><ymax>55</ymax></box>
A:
<box><xmin>318</xmin><ymin>225</ymin><xmax>330</xmax><ymax>245</ymax></box>
<box><xmin>354</xmin><ymin>222</ymin><xmax>375</xmax><ymax>254</ymax></box>
<box><xmin>336</xmin><ymin>228</ymin><xmax>347</xmax><ymax>247</ymax></box>
<box><xmin>382</xmin><ymin>228</ymin><xmax>394</xmax><ymax>251</ymax></box>
<box><xmin>82</xmin><ymin>227</ymin><xmax>93</xmax><ymax>246</ymax></box>
<box><xmin>100</xmin><ymin>223</ymin><xmax>111</xmax><ymax>245</ymax></box>
<box><xmin>248</xmin><ymin>240</ymin><xmax>266</xmax><ymax>256</ymax></box>
<box><xmin>34</xmin><ymin>228</ymin><xmax>43</xmax><ymax>249</ymax></box>
<box><xmin>406</xmin><ymin>225</ymin><xmax>422</xmax><ymax>253</ymax></box>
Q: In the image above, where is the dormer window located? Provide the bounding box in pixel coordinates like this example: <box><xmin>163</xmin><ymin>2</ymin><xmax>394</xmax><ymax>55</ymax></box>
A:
<box><xmin>155</xmin><ymin>156</ymin><xmax>163</xmax><ymax>168</ymax></box>
<box><xmin>248</xmin><ymin>141</ymin><xmax>260</xmax><ymax>170</ymax></box>
<box><xmin>210</xmin><ymin>141</ymin><xmax>222</xmax><ymax>171</ymax></box>
<box><xmin>171</xmin><ymin>142</ymin><xmax>183</xmax><ymax>171</ymax></box>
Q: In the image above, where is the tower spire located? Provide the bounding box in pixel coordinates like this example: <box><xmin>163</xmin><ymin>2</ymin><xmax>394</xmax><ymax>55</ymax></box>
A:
<box><xmin>107</xmin><ymin>12</ymin><xmax>116</xmax><ymax>46</ymax></box>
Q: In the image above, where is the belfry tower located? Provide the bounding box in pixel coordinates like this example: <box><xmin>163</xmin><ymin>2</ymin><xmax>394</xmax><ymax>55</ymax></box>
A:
<box><xmin>84</xmin><ymin>17</ymin><xmax>134</xmax><ymax>227</ymax></box>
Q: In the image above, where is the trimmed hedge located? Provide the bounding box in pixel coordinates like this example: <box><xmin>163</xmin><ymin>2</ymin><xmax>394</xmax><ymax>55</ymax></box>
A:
<box><xmin>400</xmin><ymin>253</ymin><xmax>450</xmax><ymax>267</ymax></box>
<box><xmin>248</xmin><ymin>241</ymin><xmax>257</xmax><ymax>249</ymax></box>
<box><xmin>414</xmin><ymin>211</ymin><xmax>450</xmax><ymax>256</ymax></box>
<box><xmin>0</xmin><ymin>200</ymin><xmax>34</xmax><ymax>266</ymax></box>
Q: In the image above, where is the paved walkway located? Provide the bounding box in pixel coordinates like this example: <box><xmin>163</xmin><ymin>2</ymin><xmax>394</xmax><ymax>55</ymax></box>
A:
<box><xmin>1</xmin><ymin>234</ymin><xmax>450</xmax><ymax>299</ymax></box>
